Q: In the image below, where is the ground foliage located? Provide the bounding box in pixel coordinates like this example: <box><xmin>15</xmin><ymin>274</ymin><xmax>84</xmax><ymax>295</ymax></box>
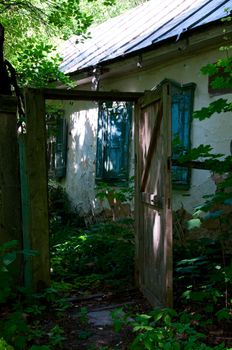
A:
<box><xmin>0</xmin><ymin>218</ymin><xmax>231</xmax><ymax>349</ymax></box>
<box><xmin>50</xmin><ymin>218</ymin><xmax>135</xmax><ymax>291</ymax></box>
<box><xmin>1</xmin><ymin>175</ymin><xmax>232</xmax><ymax>349</ymax></box>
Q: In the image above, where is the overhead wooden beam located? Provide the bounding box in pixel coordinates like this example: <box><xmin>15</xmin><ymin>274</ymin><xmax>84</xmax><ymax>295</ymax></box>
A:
<box><xmin>42</xmin><ymin>88</ymin><xmax>143</xmax><ymax>101</ymax></box>
<box><xmin>172</xmin><ymin>159</ymin><xmax>232</xmax><ymax>171</ymax></box>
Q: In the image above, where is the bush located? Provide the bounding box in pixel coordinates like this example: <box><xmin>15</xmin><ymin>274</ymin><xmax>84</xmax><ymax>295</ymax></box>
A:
<box><xmin>48</xmin><ymin>181</ymin><xmax>84</xmax><ymax>227</ymax></box>
<box><xmin>127</xmin><ymin>308</ymin><xmax>231</xmax><ymax>350</ymax></box>
<box><xmin>0</xmin><ymin>338</ymin><xmax>14</xmax><ymax>350</ymax></box>
<box><xmin>50</xmin><ymin>219</ymin><xmax>135</xmax><ymax>290</ymax></box>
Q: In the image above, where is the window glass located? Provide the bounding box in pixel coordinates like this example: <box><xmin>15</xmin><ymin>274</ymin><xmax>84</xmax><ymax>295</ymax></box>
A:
<box><xmin>96</xmin><ymin>101</ymin><xmax>132</xmax><ymax>182</ymax></box>
<box><xmin>171</xmin><ymin>82</ymin><xmax>196</xmax><ymax>189</ymax></box>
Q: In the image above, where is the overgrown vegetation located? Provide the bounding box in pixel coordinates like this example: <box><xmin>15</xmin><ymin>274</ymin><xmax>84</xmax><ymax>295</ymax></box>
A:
<box><xmin>1</xmin><ymin>6</ymin><xmax>232</xmax><ymax>350</ymax></box>
<box><xmin>51</xmin><ymin>220</ymin><xmax>134</xmax><ymax>291</ymax></box>
<box><xmin>1</xmin><ymin>178</ymin><xmax>232</xmax><ymax>348</ymax></box>
<box><xmin>110</xmin><ymin>242</ymin><xmax>231</xmax><ymax>349</ymax></box>
<box><xmin>0</xmin><ymin>182</ymin><xmax>135</xmax><ymax>349</ymax></box>
<box><xmin>109</xmin><ymin>230</ymin><xmax>232</xmax><ymax>349</ymax></box>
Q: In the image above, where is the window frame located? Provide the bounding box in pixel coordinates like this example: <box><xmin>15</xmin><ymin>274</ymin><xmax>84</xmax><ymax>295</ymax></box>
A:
<box><xmin>170</xmin><ymin>80</ymin><xmax>196</xmax><ymax>190</ymax></box>
<box><xmin>95</xmin><ymin>100</ymin><xmax>133</xmax><ymax>185</ymax></box>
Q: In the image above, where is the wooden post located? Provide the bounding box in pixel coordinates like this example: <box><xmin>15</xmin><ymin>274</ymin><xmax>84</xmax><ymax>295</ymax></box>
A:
<box><xmin>134</xmin><ymin>101</ymin><xmax>142</xmax><ymax>287</ymax></box>
<box><xmin>0</xmin><ymin>96</ymin><xmax>22</xmax><ymax>280</ymax></box>
<box><xmin>21</xmin><ymin>88</ymin><xmax>50</xmax><ymax>290</ymax></box>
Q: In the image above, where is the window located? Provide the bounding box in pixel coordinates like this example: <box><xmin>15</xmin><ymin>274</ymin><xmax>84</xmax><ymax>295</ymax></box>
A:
<box><xmin>96</xmin><ymin>101</ymin><xmax>132</xmax><ymax>183</ymax></box>
<box><xmin>171</xmin><ymin>81</ymin><xmax>196</xmax><ymax>189</ymax></box>
<box><xmin>46</xmin><ymin>113</ymin><xmax>68</xmax><ymax>179</ymax></box>
<box><xmin>54</xmin><ymin>117</ymin><xmax>68</xmax><ymax>178</ymax></box>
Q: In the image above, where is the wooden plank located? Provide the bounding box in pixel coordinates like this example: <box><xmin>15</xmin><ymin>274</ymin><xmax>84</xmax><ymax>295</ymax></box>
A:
<box><xmin>136</xmin><ymin>94</ymin><xmax>164</xmax><ymax>305</ymax></box>
<box><xmin>140</xmin><ymin>102</ymin><xmax>163</xmax><ymax>192</ymax></box>
<box><xmin>135</xmin><ymin>83</ymin><xmax>173</xmax><ymax>308</ymax></box>
<box><xmin>23</xmin><ymin>88</ymin><xmax>50</xmax><ymax>290</ymax></box>
<box><xmin>0</xmin><ymin>96</ymin><xmax>22</xmax><ymax>282</ymax></box>
<box><xmin>140</xmin><ymin>285</ymin><xmax>163</xmax><ymax>307</ymax></box>
<box><xmin>162</xmin><ymin>82</ymin><xmax>173</xmax><ymax>307</ymax></box>
<box><xmin>172</xmin><ymin>158</ymin><xmax>231</xmax><ymax>171</ymax></box>
<box><xmin>18</xmin><ymin>135</ymin><xmax>32</xmax><ymax>288</ymax></box>
<box><xmin>134</xmin><ymin>101</ymin><xmax>142</xmax><ymax>286</ymax></box>
<box><xmin>139</xmin><ymin>87</ymin><xmax>161</xmax><ymax>108</ymax></box>
<box><xmin>43</xmin><ymin>88</ymin><xmax>143</xmax><ymax>101</ymax></box>
<box><xmin>0</xmin><ymin>95</ymin><xmax>18</xmax><ymax>113</ymax></box>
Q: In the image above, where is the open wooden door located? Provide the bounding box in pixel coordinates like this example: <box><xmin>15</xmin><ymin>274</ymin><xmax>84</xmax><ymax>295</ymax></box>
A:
<box><xmin>135</xmin><ymin>82</ymin><xmax>173</xmax><ymax>307</ymax></box>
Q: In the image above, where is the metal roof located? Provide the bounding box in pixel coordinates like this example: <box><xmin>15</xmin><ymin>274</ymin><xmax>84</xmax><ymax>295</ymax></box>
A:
<box><xmin>60</xmin><ymin>0</ymin><xmax>232</xmax><ymax>74</ymax></box>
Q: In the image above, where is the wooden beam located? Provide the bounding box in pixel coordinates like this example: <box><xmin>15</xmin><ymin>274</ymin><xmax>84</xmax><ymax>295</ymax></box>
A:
<box><xmin>138</xmin><ymin>88</ymin><xmax>161</xmax><ymax>108</ymax></box>
<box><xmin>22</xmin><ymin>88</ymin><xmax>50</xmax><ymax>290</ymax></box>
<box><xmin>0</xmin><ymin>95</ymin><xmax>18</xmax><ymax>112</ymax></box>
<box><xmin>0</xmin><ymin>96</ymin><xmax>22</xmax><ymax>282</ymax></box>
<box><xmin>134</xmin><ymin>101</ymin><xmax>142</xmax><ymax>288</ymax></box>
<box><xmin>162</xmin><ymin>82</ymin><xmax>173</xmax><ymax>308</ymax></box>
<box><xmin>42</xmin><ymin>88</ymin><xmax>143</xmax><ymax>101</ymax></box>
<box><xmin>172</xmin><ymin>158</ymin><xmax>232</xmax><ymax>171</ymax></box>
<box><xmin>140</xmin><ymin>102</ymin><xmax>163</xmax><ymax>192</ymax></box>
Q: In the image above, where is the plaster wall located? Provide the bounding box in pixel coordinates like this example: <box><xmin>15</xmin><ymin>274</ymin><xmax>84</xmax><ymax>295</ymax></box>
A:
<box><xmin>62</xmin><ymin>100</ymin><xmax>135</xmax><ymax>216</ymax></box>
<box><xmin>63</xmin><ymin>47</ymin><xmax>232</xmax><ymax>214</ymax></box>
<box><xmin>63</xmin><ymin>100</ymin><xmax>100</xmax><ymax>215</ymax></box>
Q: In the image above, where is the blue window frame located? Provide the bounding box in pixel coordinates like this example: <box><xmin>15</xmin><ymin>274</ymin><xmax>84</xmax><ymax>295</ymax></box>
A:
<box><xmin>171</xmin><ymin>81</ymin><xmax>196</xmax><ymax>189</ymax></box>
<box><xmin>55</xmin><ymin>117</ymin><xmax>68</xmax><ymax>178</ymax></box>
<box><xmin>46</xmin><ymin>113</ymin><xmax>67</xmax><ymax>179</ymax></box>
<box><xmin>96</xmin><ymin>101</ymin><xmax>132</xmax><ymax>183</ymax></box>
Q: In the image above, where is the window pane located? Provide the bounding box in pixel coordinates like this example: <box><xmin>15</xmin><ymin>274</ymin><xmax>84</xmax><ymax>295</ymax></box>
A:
<box><xmin>96</xmin><ymin>101</ymin><xmax>132</xmax><ymax>182</ymax></box>
<box><xmin>171</xmin><ymin>82</ymin><xmax>195</xmax><ymax>189</ymax></box>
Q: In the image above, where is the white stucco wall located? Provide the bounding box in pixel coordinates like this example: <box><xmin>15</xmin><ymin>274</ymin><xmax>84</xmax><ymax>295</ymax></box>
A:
<box><xmin>63</xmin><ymin>46</ymin><xmax>232</xmax><ymax>214</ymax></box>
<box><xmin>62</xmin><ymin>99</ymin><xmax>135</xmax><ymax>215</ymax></box>
<box><xmin>63</xmin><ymin>100</ymin><xmax>100</xmax><ymax>215</ymax></box>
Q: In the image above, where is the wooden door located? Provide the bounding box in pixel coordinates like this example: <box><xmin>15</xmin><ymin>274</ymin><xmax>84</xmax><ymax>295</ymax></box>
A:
<box><xmin>135</xmin><ymin>82</ymin><xmax>173</xmax><ymax>307</ymax></box>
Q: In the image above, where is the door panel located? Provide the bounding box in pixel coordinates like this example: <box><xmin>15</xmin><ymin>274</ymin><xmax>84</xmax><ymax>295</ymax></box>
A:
<box><xmin>135</xmin><ymin>83</ymin><xmax>173</xmax><ymax>307</ymax></box>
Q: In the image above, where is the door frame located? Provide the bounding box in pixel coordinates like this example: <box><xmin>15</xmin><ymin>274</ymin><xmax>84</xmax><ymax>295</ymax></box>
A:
<box><xmin>22</xmin><ymin>87</ymin><xmax>172</xmax><ymax>306</ymax></box>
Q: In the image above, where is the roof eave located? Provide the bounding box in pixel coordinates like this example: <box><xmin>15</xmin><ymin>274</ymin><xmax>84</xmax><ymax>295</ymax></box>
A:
<box><xmin>67</xmin><ymin>19</ymin><xmax>231</xmax><ymax>81</ymax></box>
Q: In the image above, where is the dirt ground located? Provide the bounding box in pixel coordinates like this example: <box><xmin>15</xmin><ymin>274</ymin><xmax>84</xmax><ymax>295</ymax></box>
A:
<box><xmin>48</xmin><ymin>288</ymin><xmax>151</xmax><ymax>350</ymax></box>
<box><xmin>27</xmin><ymin>286</ymin><xmax>232</xmax><ymax>349</ymax></box>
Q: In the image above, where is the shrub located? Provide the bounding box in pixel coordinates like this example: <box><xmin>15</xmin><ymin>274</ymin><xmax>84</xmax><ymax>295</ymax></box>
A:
<box><xmin>50</xmin><ymin>219</ymin><xmax>135</xmax><ymax>290</ymax></box>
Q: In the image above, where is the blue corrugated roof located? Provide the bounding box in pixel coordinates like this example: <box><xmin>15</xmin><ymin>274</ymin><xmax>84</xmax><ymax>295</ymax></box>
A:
<box><xmin>60</xmin><ymin>0</ymin><xmax>232</xmax><ymax>74</ymax></box>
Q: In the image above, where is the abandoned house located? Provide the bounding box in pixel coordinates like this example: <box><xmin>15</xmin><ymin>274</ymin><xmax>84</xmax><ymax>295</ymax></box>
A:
<box><xmin>50</xmin><ymin>0</ymin><xmax>232</xmax><ymax>218</ymax></box>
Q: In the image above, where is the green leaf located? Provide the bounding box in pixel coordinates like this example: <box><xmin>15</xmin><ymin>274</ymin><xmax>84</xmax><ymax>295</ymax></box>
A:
<box><xmin>216</xmin><ymin>308</ymin><xmax>231</xmax><ymax>321</ymax></box>
<box><xmin>29</xmin><ymin>346</ymin><xmax>51</xmax><ymax>350</ymax></box>
<box><xmin>193</xmin><ymin>99</ymin><xmax>229</xmax><ymax>120</ymax></box>
<box><xmin>186</xmin><ymin>219</ymin><xmax>201</xmax><ymax>230</ymax></box>
<box><xmin>0</xmin><ymin>240</ymin><xmax>18</xmax><ymax>252</ymax></box>
<box><xmin>133</xmin><ymin>325</ymin><xmax>154</xmax><ymax>332</ymax></box>
<box><xmin>3</xmin><ymin>252</ymin><xmax>17</xmax><ymax>266</ymax></box>
<box><xmin>201</xmin><ymin>63</ymin><xmax>218</xmax><ymax>76</ymax></box>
